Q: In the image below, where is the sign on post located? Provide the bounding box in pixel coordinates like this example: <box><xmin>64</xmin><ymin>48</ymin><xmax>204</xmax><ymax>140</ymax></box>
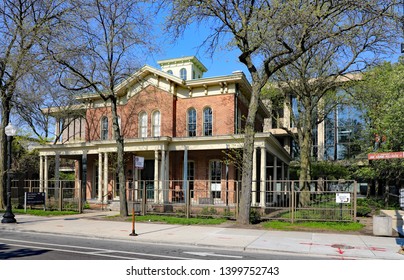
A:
<box><xmin>24</xmin><ymin>192</ymin><xmax>46</xmax><ymax>211</ymax></box>
<box><xmin>134</xmin><ymin>156</ymin><xmax>144</xmax><ymax>169</ymax></box>
<box><xmin>336</xmin><ymin>193</ymin><xmax>351</xmax><ymax>204</ymax></box>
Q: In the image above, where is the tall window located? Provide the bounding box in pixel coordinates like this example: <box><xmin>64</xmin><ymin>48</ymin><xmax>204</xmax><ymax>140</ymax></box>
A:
<box><xmin>101</xmin><ymin>116</ymin><xmax>108</xmax><ymax>140</ymax></box>
<box><xmin>139</xmin><ymin>111</ymin><xmax>148</xmax><ymax>137</ymax></box>
<box><xmin>152</xmin><ymin>110</ymin><xmax>161</xmax><ymax>137</ymax></box>
<box><xmin>180</xmin><ymin>68</ymin><xmax>187</xmax><ymax>80</ymax></box>
<box><xmin>210</xmin><ymin>160</ymin><xmax>221</xmax><ymax>198</ymax></box>
<box><xmin>187</xmin><ymin>108</ymin><xmax>196</xmax><ymax>137</ymax></box>
<box><xmin>203</xmin><ymin>107</ymin><xmax>212</xmax><ymax>136</ymax></box>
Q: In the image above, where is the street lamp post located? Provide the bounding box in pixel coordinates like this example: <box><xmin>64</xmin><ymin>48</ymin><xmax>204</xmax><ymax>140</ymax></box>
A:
<box><xmin>2</xmin><ymin>122</ymin><xmax>17</xmax><ymax>223</ymax></box>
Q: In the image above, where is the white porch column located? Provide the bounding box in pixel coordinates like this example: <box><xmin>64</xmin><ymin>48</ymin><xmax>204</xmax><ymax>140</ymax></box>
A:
<box><xmin>55</xmin><ymin>118</ymin><xmax>60</xmax><ymax>143</ymax></box>
<box><xmin>39</xmin><ymin>156</ymin><xmax>44</xmax><ymax>192</ymax></box>
<box><xmin>260</xmin><ymin>147</ymin><xmax>266</xmax><ymax>207</ymax></box>
<box><xmin>160</xmin><ymin>149</ymin><xmax>166</xmax><ymax>203</ymax></box>
<box><xmin>44</xmin><ymin>156</ymin><xmax>49</xmax><ymax>195</ymax></box>
<box><xmin>134</xmin><ymin>157</ymin><xmax>139</xmax><ymax>200</ymax></box>
<box><xmin>98</xmin><ymin>153</ymin><xmax>103</xmax><ymax>202</ymax></box>
<box><xmin>154</xmin><ymin>150</ymin><xmax>159</xmax><ymax>203</ymax></box>
<box><xmin>103</xmin><ymin>152</ymin><xmax>108</xmax><ymax>202</ymax></box>
<box><xmin>164</xmin><ymin>150</ymin><xmax>169</xmax><ymax>202</ymax></box>
<box><xmin>251</xmin><ymin>148</ymin><xmax>257</xmax><ymax>206</ymax></box>
<box><xmin>281</xmin><ymin>162</ymin><xmax>285</xmax><ymax>191</ymax></box>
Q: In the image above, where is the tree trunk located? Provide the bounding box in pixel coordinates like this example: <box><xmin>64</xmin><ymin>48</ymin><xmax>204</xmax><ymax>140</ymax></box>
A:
<box><xmin>110</xmin><ymin>99</ymin><xmax>128</xmax><ymax>217</ymax></box>
<box><xmin>298</xmin><ymin>109</ymin><xmax>312</xmax><ymax>207</ymax></box>
<box><xmin>238</xmin><ymin>83</ymin><xmax>260</xmax><ymax>225</ymax></box>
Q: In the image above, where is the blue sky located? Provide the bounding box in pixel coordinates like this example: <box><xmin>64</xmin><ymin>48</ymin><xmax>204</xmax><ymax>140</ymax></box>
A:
<box><xmin>145</xmin><ymin>18</ymin><xmax>403</xmax><ymax>81</ymax></box>
<box><xmin>145</xmin><ymin>21</ymin><xmax>250</xmax><ymax>79</ymax></box>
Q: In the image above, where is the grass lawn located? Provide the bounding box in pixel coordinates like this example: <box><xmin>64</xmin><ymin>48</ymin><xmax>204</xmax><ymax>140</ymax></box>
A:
<box><xmin>262</xmin><ymin>220</ymin><xmax>365</xmax><ymax>232</ymax></box>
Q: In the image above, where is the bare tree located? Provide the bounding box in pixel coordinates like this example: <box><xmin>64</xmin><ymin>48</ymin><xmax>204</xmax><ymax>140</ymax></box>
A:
<box><xmin>0</xmin><ymin>0</ymin><xmax>71</xmax><ymax>209</ymax></box>
<box><xmin>13</xmin><ymin>63</ymin><xmax>81</xmax><ymax>143</ymax></box>
<box><xmin>46</xmin><ymin>0</ymin><xmax>158</xmax><ymax>216</ymax></box>
<box><xmin>163</xmin><ymin>0</ymin><xmax>401</xmax><ymax>224</ymax></box>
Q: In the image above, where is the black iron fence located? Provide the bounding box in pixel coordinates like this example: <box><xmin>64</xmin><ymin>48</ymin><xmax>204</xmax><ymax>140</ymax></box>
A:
<box><xmin>11</xmin><ymin>179</ymin><xmax>357</xmax><ymax>222</ymax></box>
<box><xmin>10</xmin><ymin>179</ymin><xmax>83</xmax><ymax>212</ymax></box>
<box><xmin>126</xmin><ymin>179</ymin><xmax>357</xmax><ymax>222</ymax></box>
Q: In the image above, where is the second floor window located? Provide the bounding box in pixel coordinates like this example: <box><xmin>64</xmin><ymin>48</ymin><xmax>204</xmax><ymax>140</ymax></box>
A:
<box><xmin>203</xmin><ymin>107</ymin><xmax>212</xmax><ymax>136</ymax></box>
<box><xmin>187</xmin><ymin>108</ymin><xmax>196</xmax><ymax>137</ymax></box>
<box><xmin>152</xmin><ymin>110</ymin><xmax>161</xmax><ymax>137</ymax></box>
<box><xmin>101</xmin><ymin>116</ymin><xmax>108</xmax><ymax>140</ymax></box>
<box><xmin>180</xmin><ymin>68</ymin><xmax>187</xmax><ymax>80</ymax></box>
<box><xmin>139</xmin><ymin>112</ymin><xmax>148</xmax><ymax>137</ymax></box>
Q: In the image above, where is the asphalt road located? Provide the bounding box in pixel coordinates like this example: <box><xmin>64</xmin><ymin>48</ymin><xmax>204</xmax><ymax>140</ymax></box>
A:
<box><xmin>0</xmin><ymin>230</ymin><xmax>329</xmax><ymax>260</ymax></box>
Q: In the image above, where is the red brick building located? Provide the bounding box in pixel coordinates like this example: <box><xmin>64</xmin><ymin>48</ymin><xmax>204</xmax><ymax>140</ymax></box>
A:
<box><xmin>37</xmin><ymin>56</ymin><xmax>290</xmax><ymax>207</ymax></box>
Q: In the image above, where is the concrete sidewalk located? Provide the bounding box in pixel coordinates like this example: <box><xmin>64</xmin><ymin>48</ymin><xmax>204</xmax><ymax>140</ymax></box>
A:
<box><xmin>1</xmin><ymin>211</ymin><xmax>404</xmax><ymax>260</ymax></box>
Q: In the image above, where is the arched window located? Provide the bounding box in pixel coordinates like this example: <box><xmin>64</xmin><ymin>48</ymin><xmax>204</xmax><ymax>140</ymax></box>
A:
<box><xmin>167</xmin><ymin>70</ymin><xmax>173</xmax><ymax>75</ymax></box>
<box><xmin>152</xmin><ymin>110</ymin><xmax>161</xmax><ymax>137</ymax></box>
<box><xmin>139</xmin><ymin>111</ymin><xmax>148</xmax><ymax>138</ymax></box>
<box><xmin>101</xmin><ymin>116</ymin><xmax>108</xmax><ymax>140</ymax></box>
<box><xmin>187</xmin><ymin>108</ymin><xmax>196</xmax><ymax>137</ymax></box>
<box><xmin>180</xmin><ymin>68</ymin><xmax>187</xmax><ymax>80</ymax></box>
<box><xmin>203</xmin><ymin>107</ymin><xmax>213</xmax><ymax>136</ymax></box>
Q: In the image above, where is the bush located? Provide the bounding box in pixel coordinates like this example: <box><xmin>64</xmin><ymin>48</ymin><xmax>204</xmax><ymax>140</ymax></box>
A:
<box><xmin>249</xmin><ymin>209</ymin><xmax>261</xmax><ymax>224</ymax></box>
<box><xmin>356</xmin><ymin>205</ymin><xmax>372</xmax><ymax>217</ymax></box>
<box><xmin>199</xmin><ymin>207</ymin><xmax>218</xmax><ymax>217</ymax></box>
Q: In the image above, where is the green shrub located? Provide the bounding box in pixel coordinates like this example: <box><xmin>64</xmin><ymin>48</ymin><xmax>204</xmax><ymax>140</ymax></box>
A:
<box><xmin>199</xmin><ymin>207</ymin><xmax>218</xmax><ymax>217</ymax></box>
<box><xmin>356</xmin><ymin>205</ymin><xmax>372</xmax><ymax>217</ymax></box>
<box><xmin>249</xmin><ymin>209</ymin><xmax>261</xmax><ymax>224</ymax></box>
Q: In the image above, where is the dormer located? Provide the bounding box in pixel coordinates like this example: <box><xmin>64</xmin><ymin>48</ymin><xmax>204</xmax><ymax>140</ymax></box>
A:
<box><xmin>157</xmin><ymin>56</ymin><xmax>208</xmax><ymax>80</ymax></box>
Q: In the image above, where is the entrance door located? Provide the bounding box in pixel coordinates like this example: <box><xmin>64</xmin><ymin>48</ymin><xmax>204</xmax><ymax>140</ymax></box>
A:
<box><xmin>141</xmin><ymin>160</ymin><xmax>155</xmax><ymax>199</ymax></box>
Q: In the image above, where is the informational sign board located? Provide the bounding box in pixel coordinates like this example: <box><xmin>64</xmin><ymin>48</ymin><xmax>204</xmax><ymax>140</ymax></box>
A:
<box><xmin>24</xmin><ymin>192</ymin><xmax>46</xmax><ymax>212</ymax></box>
<box><xmin>368</xmin><ymin>151</ymin><xmax>404</xmax><ymax>160</ymax></box>
<box><xmin>400</xmin><ymin>188</ymin><xmax>404</xmax><ymax>208</ymax></box>
<box><xmin>134</xmin><ymin>156</ymin><xmax>144</xmax><ymax>169</ymax></box>
<box><xmin>25</xmin><ymin>192</ymin><xmax>45</xmax><ymax>205</ymax></box>
<box><xmin>336</xmin><ymin>193</ymin><xmax>351</xmax><ymax>204</ymax></box>
<box><xmin>211</xmin><ymin>183</ymin><xmax>221</xmax><ymax>191</ymax></box>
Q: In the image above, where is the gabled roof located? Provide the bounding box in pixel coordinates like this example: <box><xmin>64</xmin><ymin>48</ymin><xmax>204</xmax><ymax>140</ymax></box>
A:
<box><xmin>76</xmin><ymin>64</ymin><xmax>252</xmax><ymax>101</ymax></box>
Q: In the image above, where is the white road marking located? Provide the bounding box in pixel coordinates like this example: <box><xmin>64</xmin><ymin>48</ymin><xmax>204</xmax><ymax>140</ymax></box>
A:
<box><xmin>0</xmin><ymin>237</ymin><xmax>192</xmax><ymax>260</ymax></box>
<box><xmin>183</xmin><ymin>251</ymin><xmax>243</xmax><ymax>259</ymax></box>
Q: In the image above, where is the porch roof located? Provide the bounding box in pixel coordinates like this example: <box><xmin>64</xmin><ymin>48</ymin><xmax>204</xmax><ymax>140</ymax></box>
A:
<box><xmin>35</xmin><ymin>133</ymin><xmax>291</xmax><ymax>164</ymax></box>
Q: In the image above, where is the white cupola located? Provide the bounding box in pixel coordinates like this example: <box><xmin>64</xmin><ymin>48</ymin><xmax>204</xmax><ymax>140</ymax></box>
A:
<box><xmin>157</xmin><ymin>56</ymin><xmax>207</xmax><ymax>80</ymax></box>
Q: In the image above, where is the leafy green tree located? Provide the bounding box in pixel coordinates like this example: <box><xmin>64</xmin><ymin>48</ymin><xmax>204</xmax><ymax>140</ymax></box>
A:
<box><xmin>355</xmin><ymin>61</ymin><xmax>404</xmax><ymax>152</ymax></box>
<box><xmin>353</xmin><ymin>60</ymin><xmax>404</xmax><ymax>199</ymax></box>
<box><xmin>162</xmin><ymin>0</ymin><xmax>401</xmax><ymax>223</ymax></box>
